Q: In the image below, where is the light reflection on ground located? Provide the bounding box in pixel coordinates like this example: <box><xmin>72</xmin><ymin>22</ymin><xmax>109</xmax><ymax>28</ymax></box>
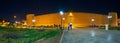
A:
<box><xmin>61</xmin><ymin>28</ymin><xmax>120</xmax><ymax>43</ymax></box>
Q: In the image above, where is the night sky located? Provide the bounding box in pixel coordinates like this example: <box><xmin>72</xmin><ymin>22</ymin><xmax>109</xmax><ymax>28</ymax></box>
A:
<box><xmin>0</xmin><ymin>0</ymin><xmax>119</xmax><ymax>21</ymax></box>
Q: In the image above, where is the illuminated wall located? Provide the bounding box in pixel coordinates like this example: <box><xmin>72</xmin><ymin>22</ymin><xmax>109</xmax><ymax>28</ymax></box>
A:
<box><xmin>108</xmin><ymin>12</ymin><xmax>118</xmax><ymax>26</ymax></box>
<box><xmin>26</xmin><ymin>14</ymin><xmax>35</xmax><ymax>27</ymax></box>
<box><xmin>26</xmin><ymin>12</ymin><xmax>118</xmax><ymax>28</ymax></box>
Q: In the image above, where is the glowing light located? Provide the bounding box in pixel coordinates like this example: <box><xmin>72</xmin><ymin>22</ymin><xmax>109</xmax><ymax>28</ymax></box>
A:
<box><xmin>108</xmin><ymin>16</ymin><xmax>112</xmax><ymax>19</ymax></box>
<box><xmin>32</xmin><ymin>19</ymin><xmax>36</xmax><ymax>23</ymax></box>
<box><xmin>62</xmin><ymin>18</ymin><xmax>65</xmax><ymax>20</ymax></box>
<box><xmin>7</xmin><ymin>22</ymin><xmax>10</xmax><ymax>24</ymax></box>
<box><xmin>15</xmin><ymin>21</ymin><xmax>18</xmax><ymax>23</ymax></box>
<box><xmin>2</xmin><ymin>20</ymin><xmax>5</xmax><ymax>22</ymax></box>
<box><xmin>72</xmin><ymin>26</ymin><xmax>74</xmax><ymax>28</ymax></box>
<box><xmin>105</xmin><ymin>24</ymin><xmax>109</xmax><ymax>30</ymax></box>
<box><xmin>91</xmin><ymin>18</ymin><xmax>95</xmax><ymax>22</ymax></box>
<box><xmin>14</xmin><ymin>16</ymin><xmax>17</xmax><ymax>19</ymax></box>
<box><xmin>70</xmin><ymin>22</ymin><xmax>72</xmax><ymax>24</ymax></box>
<box><xmin>69</xmin><ymin>12</ymin><xmax>73</xmax><ymax>16</ymax></box>
<box><xmin>60</xmin><ymin>11</ymin><xmax>64</xmax><ymax>15</ymax></box>
<box><xmin>23</xmin><ymin>22</ymin><xmax>27</xmax><ymax>25</ymax></box>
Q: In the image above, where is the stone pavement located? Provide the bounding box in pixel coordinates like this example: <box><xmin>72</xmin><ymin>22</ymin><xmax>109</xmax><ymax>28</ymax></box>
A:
<box><xmin>61</xmin><ymin>28</ymin><xmax>120</xmax><ymax>43</ymax></box>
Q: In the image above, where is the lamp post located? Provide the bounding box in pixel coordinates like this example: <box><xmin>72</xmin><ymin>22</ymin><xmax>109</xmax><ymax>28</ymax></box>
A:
<box><xmin>62</xmin><ymin>18</ymin><xmax>65</xmax><ymax>29</ymax></box>
<box><xmin>14</xmin><ymin>16</ymin><xmax>17</xmax><ymax>28</ymax></box>
<box><xmin>59</xmin><ymin>11</ymin><xmax>64</xmax><ymax>29</ymax></box>
<box><xmin>91</xmin><ymin>18</ymin><xmax>95</xmax><ymax>37</ymax></box>
<box><xmin>32</xmin><ymin>19</ymin><xmax>36</xmax><ymax>28</ymax></box>
<box><xmin>14</xmin><ymin>16</ymin><xmax>17</xmax><ymax>23</ymax></box>
<box><xmin>91</xmin><ymin>18</ymin><xmax>95</xmax><ymax>28</ymax></box>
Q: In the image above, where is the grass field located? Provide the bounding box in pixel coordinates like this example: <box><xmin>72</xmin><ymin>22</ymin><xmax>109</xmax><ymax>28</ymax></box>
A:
<box><xmin>0</xmin><ymin>27</ymin><xmax>61</xmax><ymax>43</ymax></box>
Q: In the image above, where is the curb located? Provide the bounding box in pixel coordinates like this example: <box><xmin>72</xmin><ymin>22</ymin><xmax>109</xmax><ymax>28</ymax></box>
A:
<box><xmin>59</xmin><ymin>30</ymin><xmax>65</xmax><ymax>43</ymax></box>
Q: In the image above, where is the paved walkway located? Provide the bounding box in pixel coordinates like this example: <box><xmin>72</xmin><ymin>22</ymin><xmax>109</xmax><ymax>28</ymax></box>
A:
<box><xmin>61</xmin><ymin>28</ymin><xmax>120</xmax><ymax>43</ymax></box>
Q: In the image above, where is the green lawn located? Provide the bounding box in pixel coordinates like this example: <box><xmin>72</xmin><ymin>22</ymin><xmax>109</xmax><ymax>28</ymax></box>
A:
<box><xmin>0</xmin><ymin>27</ymin><xmax>60</xmax><ymax>43</ymax></box>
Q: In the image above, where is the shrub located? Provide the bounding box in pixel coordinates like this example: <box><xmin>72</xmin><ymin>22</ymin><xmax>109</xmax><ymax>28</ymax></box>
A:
<box><xmin>2</xmin><ymin>33</ymin><xmax>19</xmax><ymax>39</ymax></box>
<box><xmin>38</xmin><ymin>29</ymin><xmax>45</xmax><ymax>32</ymax></box>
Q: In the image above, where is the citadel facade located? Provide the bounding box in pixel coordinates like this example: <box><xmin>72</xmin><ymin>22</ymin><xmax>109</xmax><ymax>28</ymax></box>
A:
<box><xmin>26</xmin><ymin>12</ymin><xmax>118</xmax><ymax>28</ymax></box>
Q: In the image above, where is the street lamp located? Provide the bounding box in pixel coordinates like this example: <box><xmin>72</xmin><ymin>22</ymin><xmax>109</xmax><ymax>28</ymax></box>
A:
<box><xmin>32</xmin><ymin>19</ymin><xmax>36</xmax><ymax>28</ymax></box>
<box><xmin>62</xmin><ymin>18</ymin><xmax>65</xmax><ymax>20</ymax></box>
<box><xmin>62</xmin><ymin>18</ymin><xmax>65</xmax><ymax>29</ymax></box>
<box><xmin>91</xmin><ymin>18</ymin><xmax>95</xmax><ymax>37</ymax></box>
<box><xmin>91</xmin><ymin>18</ymin><xmax>95</xmax><ymax>28</ymax></box>
<box><xmin>60</xmin><ymin>11</ymin><xmax>64</xmax><ymax>15</ymax></box>
<box><xmin>13</xmin><ymin>16</ymin><xmax>17</xmax><ymax>28</ymax></box>
<box><xmin>14</xmin><ymin>21</ymin><xmax>18</xmax><ymax>27</ymax></box>
<box><xmin>69</xmin><ymin>12</ymin><xmax>73</xmax><ymax>23</ymax></box>
<box><xmin>14</xmin><ymin>16</ymin><xmax>17</xmax><ymax>22</ymax></box>
<box><xmin>59</xmin><ymin>11</ymin><xmax>64</xmax><ymax>29</ymax></box>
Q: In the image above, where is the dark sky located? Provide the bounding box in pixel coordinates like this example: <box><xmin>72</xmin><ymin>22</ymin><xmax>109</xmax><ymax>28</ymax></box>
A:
<box><xmin>0</xmin><ymin>0</ymin><xmax>119</xmax><ymax>21</ymax></box>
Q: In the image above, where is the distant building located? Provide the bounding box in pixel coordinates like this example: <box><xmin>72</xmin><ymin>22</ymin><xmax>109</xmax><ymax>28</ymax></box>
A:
<box><xmin>26</xmin><ymin>12</ymin><xmax>118</xmax><ymax>28</ymax></box>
